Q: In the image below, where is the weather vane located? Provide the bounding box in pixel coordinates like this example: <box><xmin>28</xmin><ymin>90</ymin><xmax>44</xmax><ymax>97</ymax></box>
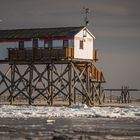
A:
<box><xmin>83</xmin><ymin>7</ymin><xmax>89</xmax><ymax>26</ymax></box>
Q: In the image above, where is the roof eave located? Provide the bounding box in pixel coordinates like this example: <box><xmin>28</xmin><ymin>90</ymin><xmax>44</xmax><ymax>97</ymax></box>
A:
<box><xmin>83</xmin><ymin>27</ymin><xmax>96</xmax><ymax>39</ymax></box>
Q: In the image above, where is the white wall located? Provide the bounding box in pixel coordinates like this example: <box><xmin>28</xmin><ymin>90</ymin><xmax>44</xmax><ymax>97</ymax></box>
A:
<box><xmin>53</xmin><ymin>40</ymin><xmax>63</xmax><ymax>47</ymax></box>
<box><xmin>53</xmin><ymin>40</ymin><xmax>74</xmax><ymax>48</ymax></box>
<box><xmin>24</xmin><ymin>41</ymin><xmax>32</xmax><ymax>48</ymax></box>
<box><xmin>25</xmin><ymin>40</ymin><xmax>44</xmax><ymax>48</ymax></box>
<box><xmin>38</xmin><ymin>40</ymin><xmax>44</xmax><ymax>48</ymax></box>
<box><xmin>74</xmin><ymin>28</ymin><xmax>94</xmax><ymax>60</ymax></box>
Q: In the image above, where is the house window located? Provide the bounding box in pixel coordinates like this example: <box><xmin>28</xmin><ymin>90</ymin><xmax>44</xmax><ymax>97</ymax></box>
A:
<box><xmin>19</xmin><ymin>41</ymin><xmax>24</xmax><ymax>49</ymax></box>
<box><xmin>79</xmin><ymin>40</ymin><xmax>83</xmax><ymax>49</ymax></box>
<box><xmin>33</xmin><ymin>39</ymin><xmax>38</xmax><ymax>48</ymax></box>
<box><xmin>63</xmin><ymin>40</ymin><xmax>69</xmax><ymax>48</ymax></box>
<box><xmin>44</xmin><ymin>40</ymin><xmax>52</xmax><ymax>48</ymax></box>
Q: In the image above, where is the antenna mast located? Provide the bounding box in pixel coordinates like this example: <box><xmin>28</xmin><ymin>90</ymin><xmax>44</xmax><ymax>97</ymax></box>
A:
<box><xmin>83</xmin><ymin>7</ymin><xmax>89</xmax><ymax>26</ymax></box>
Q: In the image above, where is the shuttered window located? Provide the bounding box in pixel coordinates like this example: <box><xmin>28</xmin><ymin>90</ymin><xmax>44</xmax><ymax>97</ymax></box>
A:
<box><xmin>79</xmin><ymin>40</ymin><xmax>83</xmax><ymax>49</ymax></box>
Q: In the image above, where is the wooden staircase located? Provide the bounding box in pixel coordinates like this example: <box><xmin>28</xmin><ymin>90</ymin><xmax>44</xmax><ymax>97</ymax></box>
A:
<box><xmin>75</xmin><ymin>63</ymin><xmax>105</xmax><ymax>82</ymax></box>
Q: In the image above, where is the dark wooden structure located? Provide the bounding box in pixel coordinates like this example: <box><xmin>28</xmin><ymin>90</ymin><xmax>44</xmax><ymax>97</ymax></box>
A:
<box><xmin>0</xmin><ymin>60</ymin><xmax>105</xmax><ymax>105</ymax></box>
<box><xmin>8</xmin><ymin>47</ymin><xmax>74</xmax><ymax>61</ymax></box>
<box><xmin>0</xmin><ymin>27</ymin><xmax>105</xmax><ymax>105</ymax></box>
<box><xmin>104</xmin><ymin>87</ymin><xmax>140</xmax><ymax>103</ymax></box>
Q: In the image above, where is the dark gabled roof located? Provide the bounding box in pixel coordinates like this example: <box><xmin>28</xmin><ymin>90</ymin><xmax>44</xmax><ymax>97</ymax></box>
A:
<box><xmin>0</xmin><ymin>26</ymin><xmax>84</xmax><ymax>40</ymax></box>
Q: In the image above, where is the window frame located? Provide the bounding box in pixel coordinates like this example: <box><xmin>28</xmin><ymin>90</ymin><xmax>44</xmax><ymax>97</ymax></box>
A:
<box><xmin>63</xmin><ymin>40</ymin><xmax>69</xmax><ymax>48</ymax></box>
<box><xmin>33</xmin><ymin>39</ymin><xmax>38</xmax><ymax>48</ymax></box>
<box><xmin>44</xmin><ymin>40</ymin><xmax>52</xmax><ymax>48</ymax></box>
<box><xmin>18</xmin><ymin>41</ymin><xmax>24</xmax><ymax>49</ymax></box>
<box><xmin>79</xmin><ymin>40</ymin><xmax>84</xmax><ymax>49</ymax></box>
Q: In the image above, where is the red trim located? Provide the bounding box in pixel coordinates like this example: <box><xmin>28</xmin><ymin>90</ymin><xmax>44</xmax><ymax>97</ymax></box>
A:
<box><xmin>0</xmin><ymin>38</ymin><xmax>32</xmax><ymax>42</ymax></box>
<box><xmin>39</xmin><ymin>37</ymin><xmax>73</xmax><ymax>41</ymax></box>
<box><xmin>0</xmin><ymin>37</ymin><xmax>92</xmax><ymax>43</ymax></box>
<box><xmin>0</xmin><ymin>37</ymin><xmax>74</xmax><ymax>43</ymax></box>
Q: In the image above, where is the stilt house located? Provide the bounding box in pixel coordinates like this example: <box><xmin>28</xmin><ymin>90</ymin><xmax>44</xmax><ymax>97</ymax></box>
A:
<box><xmin>0</xmin><ymin>26</ymin><xmax>98</xmax><ymax>61</ymax></box>
<box><xmin>0</xmin><ymin>26</ymin><xmax>105</xmax><ymax>105</ymax></box>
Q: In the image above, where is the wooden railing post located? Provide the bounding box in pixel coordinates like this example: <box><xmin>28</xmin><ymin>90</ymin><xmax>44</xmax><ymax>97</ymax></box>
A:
<box><xmin>93</xmin><ymin>49</ymin><xmax>98</xmax><ymax>62</ymax></box>
<box><xmin>66</xmin><ymin>48</ymin><xmax>74</xmax><ymax>59</ymax></box>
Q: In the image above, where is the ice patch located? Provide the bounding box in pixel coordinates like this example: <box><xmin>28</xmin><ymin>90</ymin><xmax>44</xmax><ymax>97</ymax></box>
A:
<box><xmin>0</xmin><ymin>104</ymin><xmax>140</xmax><ymax>119</ymax></box>
<box><xmin>70</xmin><ymin>103</ymin><xmax>88</xmax><ymax>109</ymax></box>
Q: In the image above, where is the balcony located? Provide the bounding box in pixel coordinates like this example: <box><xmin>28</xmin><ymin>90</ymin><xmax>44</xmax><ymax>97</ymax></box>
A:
<box><xmin>8</xmin><ymin>47</ymin><xmax>74</xmax><ymax>62</ymax></box>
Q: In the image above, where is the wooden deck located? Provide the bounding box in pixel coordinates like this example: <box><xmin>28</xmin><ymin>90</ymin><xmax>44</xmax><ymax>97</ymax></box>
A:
<box><xmin>8</xmin><ymin>47</ymin><xmax>74</xmax><ymax>61</ymax></box>
<box><xmin>7</xmin><ymin>47</ymin><xmax>98</xmax><ymax>62</ymax></box>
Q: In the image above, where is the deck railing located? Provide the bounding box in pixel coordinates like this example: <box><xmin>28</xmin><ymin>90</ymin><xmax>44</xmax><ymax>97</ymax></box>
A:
<box><xmin>89</xmin><ymin>63</ymin><xmax>103</xmax><ymax>81</ymax></box>
<box><xmin>93</xmin><ymin>49</ymin><xmax>98</xmax><ymax>62</ymax></box>
<box><xmin>8</xmin><ymin>47</ymin><xmax>74</xmax><ymax>61</ymax></box>
<box><xmin>75</xmin><ymin>63</ymin><xmax>104</xmax><ymax>82</ymax></box>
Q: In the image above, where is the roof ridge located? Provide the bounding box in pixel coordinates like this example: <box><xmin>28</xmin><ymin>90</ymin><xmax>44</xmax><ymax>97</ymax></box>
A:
<box><xmin>0</xmin><ymin>26</ymin><xmax>85</xmax><ymax>31</ymax></box>
<box><xmin>0</xmin><ymin>26</ymin><xmax>86</xmax><ymax>40</ymax></box>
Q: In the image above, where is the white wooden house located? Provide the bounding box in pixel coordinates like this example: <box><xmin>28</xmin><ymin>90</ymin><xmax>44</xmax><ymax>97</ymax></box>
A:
<box><xmin>0</xmin><ymin>26</ymin><xmax>96</xmax><ymax>61</ymax></box>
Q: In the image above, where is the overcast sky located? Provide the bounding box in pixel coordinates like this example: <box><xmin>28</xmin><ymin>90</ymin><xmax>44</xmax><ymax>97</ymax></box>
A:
<box><xmin>0</xmin><ymin>0</ymin><xmax>140</xmax><ymax>90</ymax></box>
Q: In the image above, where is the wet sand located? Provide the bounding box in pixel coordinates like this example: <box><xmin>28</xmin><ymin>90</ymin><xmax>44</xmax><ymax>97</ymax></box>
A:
<box><xmin>0</xmin><ymin>117</ymin><xmax>140</xmax><ymax>140</ymax></box>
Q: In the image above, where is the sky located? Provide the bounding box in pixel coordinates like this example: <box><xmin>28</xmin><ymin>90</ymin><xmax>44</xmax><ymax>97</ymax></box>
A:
<box><xmin>0</xmin><ymin>0</ymin><xmax>140</xmax><ymax>91</ymax></box>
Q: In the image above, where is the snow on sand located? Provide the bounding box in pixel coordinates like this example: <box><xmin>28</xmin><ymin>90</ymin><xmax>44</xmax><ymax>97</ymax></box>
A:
<box><xmin>0</xmin><ymin>104</ymin><xmax>140</xmax><ymax>119</ymax></box>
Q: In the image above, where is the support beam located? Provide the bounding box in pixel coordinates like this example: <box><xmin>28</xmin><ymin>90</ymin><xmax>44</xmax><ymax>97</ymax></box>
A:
<box><xmin>86</xmin><ymin>63</ymin><xmax>90</xmax><ymax>105</ymax></box>
<box><xmin>68</xmin><ymin>62</ymin><xmax>72</xmax><ymax>105</ymax></box>
<box><xmin>28</xmin><ymin>64</ymin><xmax>33</xmax><ymax>105</ymax></box>
<box><xmin>0</xmin><ymin>61</ymin><xmax>105</xmax><ymax>106</ymax></box>
<box><xmin>73</xmin><ymin>70</ymin><xmax>76</xmax><ymax>104</ymax></box>
<box><xmin>50</xmin><ymin>63</ymin><xmax>53</xmax><ymax>105</ymax></box>
<box><xmin>10</xmin><ymin>64</ymin><xmax>15</xmax><ymax>104</ymax></box>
